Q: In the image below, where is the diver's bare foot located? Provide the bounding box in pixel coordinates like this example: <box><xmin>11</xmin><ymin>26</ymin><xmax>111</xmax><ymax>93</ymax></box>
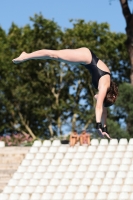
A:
<box><xmin>12</xmin><ymin>52</ymin><xmax>28</xmax><ymax>64</ymax></box>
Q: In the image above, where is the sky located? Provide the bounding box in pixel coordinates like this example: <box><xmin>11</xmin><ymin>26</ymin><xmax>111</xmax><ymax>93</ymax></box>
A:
<box><xmin>0</xmin><ymin>0</ymin><xmax>133</xmax><ymax>34</ymax></box>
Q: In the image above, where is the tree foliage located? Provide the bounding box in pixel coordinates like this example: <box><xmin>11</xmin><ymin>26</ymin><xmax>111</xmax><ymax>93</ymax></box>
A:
<box><xmin>0</xmin><ymin>14</ymin><xmax>130</xmax><ymax>139</ymax></box>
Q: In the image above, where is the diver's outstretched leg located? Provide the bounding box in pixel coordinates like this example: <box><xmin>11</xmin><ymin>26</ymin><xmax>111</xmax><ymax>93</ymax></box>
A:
<box><xmin>12</xmin><ymin>47</ymin><xmax>91</xmax><ymax>64</ymax></box>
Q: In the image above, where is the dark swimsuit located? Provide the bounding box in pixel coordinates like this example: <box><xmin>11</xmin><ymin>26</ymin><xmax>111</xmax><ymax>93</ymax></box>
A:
<box><xmin>82</xmin><ymin>50</ymin><xmax>111</xmax><ymax>89</ymax></box>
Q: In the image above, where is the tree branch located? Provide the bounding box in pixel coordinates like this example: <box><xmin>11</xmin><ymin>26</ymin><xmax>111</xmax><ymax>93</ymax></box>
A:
<box><xmin>18</xmin><ymin>112</ymin><xmax>36</xmax><ymax>139</ymax></box>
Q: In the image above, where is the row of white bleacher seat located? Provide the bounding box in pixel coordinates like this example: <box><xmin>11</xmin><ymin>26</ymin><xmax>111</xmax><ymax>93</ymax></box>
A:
<box><xmin>1</xmin><ymin>191</ymin><xmax>133</xmax><ymax>200</ymax></box>
<box><xmin>32</xmin><ymin>138</ymin><xmax>133</xmax><ymax>147</ymax></box>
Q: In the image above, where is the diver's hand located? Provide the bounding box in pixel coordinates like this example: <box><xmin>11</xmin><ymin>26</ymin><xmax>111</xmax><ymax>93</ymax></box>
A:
<box><xmin>102</xmin><ymin>126</ymin><xmax>111</xmax><ymax>139</ymax></box>
<box><xmin>96</xmin><ymin>123</ymin><xmax>104</xmax><ymax>138</ymax></box>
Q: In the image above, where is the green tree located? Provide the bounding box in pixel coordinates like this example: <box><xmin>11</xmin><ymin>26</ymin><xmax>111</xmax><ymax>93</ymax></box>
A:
<box><xmin>0</xmin><ymin>15</ymin><xmax>130</xmax><ymax>139</ymax></box>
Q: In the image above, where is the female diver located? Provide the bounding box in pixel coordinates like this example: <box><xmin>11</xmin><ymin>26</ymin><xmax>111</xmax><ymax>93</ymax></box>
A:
<box><xmin>12</xmin><ymin>47</ymin><xmax>118</xmax><ymax>139</ymax></box>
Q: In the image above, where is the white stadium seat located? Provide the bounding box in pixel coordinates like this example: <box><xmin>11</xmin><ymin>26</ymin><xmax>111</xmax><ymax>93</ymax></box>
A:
<box><xmin>91</xmin><ymin>139</ymin><xmax>99</xmax><ymax>146</ymax></box>
<box><xmin>21</xmin><ymin>159</ymin><xmax>31</xmax><ymax>166</ymax></box>
<box><xmin>94</xmin><ymin>152</ymin><xmax>104</xmax><ymax>159</ymax></box>
<box><xmin>67</xmin><ymin>146</ymin><xmax>77</xmax><ymax>153</ymax></box>
<box><xmin>107</xmin><ymin>192</ymin><xmax>118</xmax><ymax>200</ymax></box>
<box><xmin>25</xmin><ymin>153</ymin><xmax>35</xmax><ymax>160</ymax></box>
<box><xmin>43</xmin><ymin>172</ymin><xmax>53</xmax><ymax>180</ymax></box>
<box><xmin>31</xmin><ymin>159</ymin><xmax>41</xmax><ymax>166</ymax></box>
<box><xmin>106</xmin><ymin>145</ymin><xmax>116</xmax><ymax>152</ymax></box>
<box><xmin>74</xmin><ymin>152</ymin><xmax>84</xmax><ymax>159</ymax></box>
<box><xmin>64</xmin><ymin>171</ymin><xmax>74</xmax><ymax>179</ymax></box>
<box><xmin>42</xmin><ymin>140</ymin><xmax>51</xmax><ymax>147</ymax></box>
<box><xmin>85</xmin><ymin>192</ymin><xmax>96</xmax><ymax>200</ymax></box>
<box><xmin>99</xmin><ymin>139</ymin><xmax>108</xmax><ymax>146</ymax></box>
<box><xmin>109</xmin><ymin>138</ymin><xmax>118</xmax><ymax>145</ymax></box>
<box><xmin>34</xmin><ymin>185</ymin><xmax>46</xmax><ymax>193</ymax></box>
<box><xmin>50</xmin><ymin>178</ymin><xmax>60</xmax><ymax>186</ymax></box>
<box><xmin>88</xmin><ymin>164</ymin><xmax>99</xmax><ymax>172</ymax></box>
<box><xmin>87</xmin><ymin>145</ymin><xmax>97</xmax><ymax>152</ymax></box>
<box><xmin>19</xmin><ymin>193</ymin><xmax>30</xmax><ymax>200</ymax></box>
<box><xmin>56</xmin><ymin>185</ymin><xmax>67</xmax><ymax>193</ymax></box>
<box><xmin>119</xmin><ymin>138</ymin><xmax>128</xmax><ymax>145</ymax></box>
<box><xmin>124</xmin><ymin>177</ymin><xmax>133</xmax><ymax>185</ymax></box>
<box><xmin>53</xmin><ymin>172</ymin><xmax>63</xmax><ymax>179</ymax></box>
<box><xmin>71</xmin><ymin>178</ymin><xmax>81</xmax><ymax>186</ymax></box>
<box><xmin>13</xmin><ymin>186</ymin><xmax>24</xmax><ymax>194</ymax></box>
<box><xmin>58</xmin><ymin>145</ymin><xmax>68</xmax><ymax>153</ymax></box>
<box><xmin>35</xmin><ymin>153</ymin><xmax>45</xmax><ymax>160</ymax></box>
<box><xmin>52</xmin><ymin>140</ymin><xmax>61</xmax><ymax>146</ymax></box>
<box><xmin>77</xmin><ymin>184</ymin><xmax>88</xmax><ymax>193</ymax></box>
<box><xmin>113</xmin><ymin>177</ymin><xmax>123</xmax><ymax>185</ymax></box>
<box><xmin>18</xmin><ymin>179</ymin><xmax>29</xmax><ymax>186</ymax></box>
<box><xmin>17</xmin><ymin>165</ymin><xmax>27</xmax><ymax>173</ymax></box>
<box><xmin>61</xmin><ymin>158</ymin><xmax>71</xmax><ymax>166</ymax></box>
<box><xmin>33</xmin><ymin>140</ymin><xmax>42</xmax><ymax>147</ymax></box>
<box><xmin>60</xmin><ymin>178</ymin><xmax>70</xmax><ymax>186</ymax></box>
<box><xmin>12</xmin><ymin>172</ymin><xmax>23</xmax><ymax>180</ymax></box>
<box><xmin>110</xmin><ymin>185</ymin><xmax>122</xmax><ymax>192</ymax></box>
<box><xmin>8</xmin><ymin>193</ymin><xmax>20</xmax><ymax>200</ymax></box>
<box><xmin>95</xmin><ymin>171</ymin><xmax>105</xmax><ymax>179</ymax></box>
<box><xmin>116</xmin><ymin>171</ymin><xmax>126</xmax><ymax>179</ymax></box>
<box><xmin>3</xmin><ymin>186</ymin><xmax>14</xmax><ymax>194</ymax></box>
<box><xmin>41</xmin><ymin>159</ymin><xmax>50</xmax><ymax>166</ymax></box>
<box><xmin>63</xmin><ymin>192</ymin><xmax>74</xmax><ymax>200</ymax></box>
<box><xmin>49</xmin><ymin>146</ymin><xmax>58</xmax><ymax>153</ymax></box>
<box><xmin>45</xmin><ymin>185</ymin><xmax>56</xmax><ymax>193</ymax></box>
<box><xmin>32</xmin><ymin>172</ymin><xmax>43</xmax><ymax>179</ymax></box>
<box><xmin>126</xmin><ymin>145</ymin><xmax>133</xmax><ymax>151</ymax></box>
<box><xmin>101</xmin><ymin>158</ymin><xmax>111</xmax><ymax>165</ymax></box>
<box><xmin>8</xmin><ymin>179</ymin><xmax>18</xmax><ymax>187</ymax></box>
<box><xmin>30</xmin><ymin>193</ymin><xmax>42</xmax><ymax>200</ymax></box>
<box><xmin>88</xmin><ymin>185</ymin><xmax>99</xmax><ymax>193</ymax></box>
<box><xmin>85</xmin><ymin>171</ymin><xmax>95</xmax><ymax>179</ymax></box>
<box><xmin>23</xmin><ymin>186</ymin><xmax>35</xmax><ymax>194</ymax></box>
<box><xmin>64</xmin><ymin>152</ymin><xmax>74</xmax><ymax>159</ymax></box>
<box><xmin>39</xmin><ymin>179</ymin><xmax>49</xmax><ymax>186</ymax></box>
<box><xmin>92</xmin><ymin>178</ymin><xmax>103</xmax><ymax>186</ymax></box>
<box><xmin>0</xmin><ymin>141</ymin><xmax>5</xmax><ymax>147</ymax></box>
<box><xmin>27</xmin><ymin>166</ymin><xmax>37</xmax><ymax>173</ymax></box>
<box><xmin>57</xmin><ymin>165</ymin><xmax>68</xmax><ymax>172</ymax></box>
<box><xmin>74</xmin><ymin>171</ymin><xmax>84</xmax><ymax>179</ymax></box>
<box><xmin>96</xmin><ymin>192</ymin><xmax>107</xmax><ymax>200</ymax></box>
<box><xmin>54</xmin><ymin>152</ymin><xmax>64</xmax><ymax>159</ymax></box>
<box><xmin>37</xmin><ymin>165</ymin><xmax>47</xmax><ymax>172</ymax></box>
<box><xmin>52</xmin><ymin>192</ymin><xmax>63</xmax><ymax>200</ymax></box>
<box><xmin>45</xmin><ymin>152</ymin><xmax>55</xmax><ymax>160</ymax></box>
<box><xmin>99</xmin><ymin>185</ymin><xmax>110</xmax><ymax>193</ymax></box>
<box><xmin>29</xmin><ymin>179</ymin><xmax>39</xmax><ymax>186</ymax></box>
<box><xmin>29</xmin><ymin>147</ymin><xmax>39</xmax><ymax>153</ymax></box>
<box><xmin>74</xmin><ymin>192</ymin><xmax>85</xmax><ymax>200</ymax></box>
<box><xmin>106</xmin><ymin>171</ymin><xmax>116</xmax><ymax>179</ymax></box>
<box><xmin>119</xmin><ymin>164</ymin><xmax>129</xmax><ymax>171</ymax></box>
<box><xmin>39</xmin><ymin>146</ymin><xmax>49</xmax><ymax>153</ymax></box>
<box><xmin>47</xmin><ymin>165</ymin><xmax>57</xmax><ymax>173</ymax></box>
<box><xmin>84</xmin><ymin>152</ymin><xmax>94</xmax><ymax>159</ymax></box>
<box><xmin>118</xmin><ymin>192</ymin><xmax>130</xmax><ymax>200</ymax></box>
<box><xmin>41</xmin><ymin>193</ymin><xmax>53</xmax><ymax>200</ymax></box>
<box><xmin>116</xmin><ymin>145</ymin><xmax>126</xmax><ymax>152</ymax></box>
<box><xmin>77</xmin><ymin>146</ymin><xmax>87</xmax><ymax>152</ymax></box>
<box><xmin>81</xmin><ymin>178</ymin><xmax>92</xmax><ymax>186</ymax></box>
<box><xmin>129</xmin><ymin>193</ymin><xmax>133</xmax><ymax>200</ymax></box>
